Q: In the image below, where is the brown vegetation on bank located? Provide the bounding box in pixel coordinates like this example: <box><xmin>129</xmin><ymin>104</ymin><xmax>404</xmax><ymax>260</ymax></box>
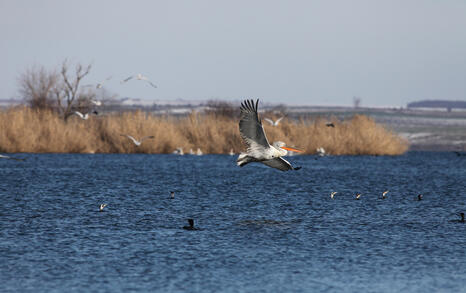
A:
<box><xmin>0</xmin><ymin>107</ymin><xmax>408</xmax><ymax>155</ymax></box>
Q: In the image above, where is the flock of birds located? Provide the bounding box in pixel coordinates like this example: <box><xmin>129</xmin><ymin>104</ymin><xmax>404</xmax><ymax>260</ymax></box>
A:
<box><xmin>1</xmin><ymin>98</ymin><xmax>465</xmax><ymax>226</ymax></box>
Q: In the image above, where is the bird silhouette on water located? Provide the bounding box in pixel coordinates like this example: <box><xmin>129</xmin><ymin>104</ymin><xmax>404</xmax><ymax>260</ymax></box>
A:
<box><xmin>170</xmin><ymin>191</ymin><xmax>175</xmax><ymax>199</ymax></box>
<box><xmin>460</xmin><ymin>212</ymin><xmax>465</xmax><ymax>223</ymax></box>
<box><xmin>382</xmin><ymin>190</ymin><xmax>389</xmax><ymax>199</ymax></box>
<box><xmin>183</xmin><ymin>219</ymin><xmax>199</xmax><ymax>230</ymax></box>
<box><xmin>418</xmin><ymin>194</ymin><xmax>423</xmax><ymax>201</ymax></box>
<box><xmin>99</xmin><ymin>204</ymin><xmax>107</xmax><ymax>212</ymax></box>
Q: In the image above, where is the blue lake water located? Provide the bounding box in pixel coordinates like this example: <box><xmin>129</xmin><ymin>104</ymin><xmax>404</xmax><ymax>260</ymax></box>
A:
<box><xmin>0</xmin><ymin>152</ymin><xmax>465</xmax><ymax>292</ymax></box>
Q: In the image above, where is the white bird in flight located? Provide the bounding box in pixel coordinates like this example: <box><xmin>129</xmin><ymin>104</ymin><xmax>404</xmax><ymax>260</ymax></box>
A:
<box><xmin>0</xmin><ymin>154</ymin><xmax>25</xmax><ymax>161</ymax></box>
<box><xmin>382</xmin><ymin>190</ymin><xmax>389</xmax><ymax>199</ymax></box>
<box><xmin>264</xmin><ymin>117</ymin><xmax>284</xmax><ymax>126</ymax></box>
<box><xmin>99</xmin><ymin>204</ymin><xmax>107</xmax><ymax>212</ymax></box>
<box><xmin>330</xmin><ymin>192</ymin><xmax>337</xmax><ymax>199</ymax></box>
<box><xmin>96</xmin><ymin>76</ymin><xmax>112</xmax><ymax>89</ymax></box>
<box><xmin>237</xmin><ymin>99</ymin><xmax>302</xmax><ymax>171</ymax></box>
<box><xmin>73</xmin><ymin>111</ymin><xmax>89</xmax><ymax>120</ymax></box>
<box><xmin>120</xmin><ymin>134</ymin><xmax>155</xmax><ymax>146</ymax></box>
<box><xmin>121</xmin><ymin>73</ymin><xmax>157</xmax><ymax>88</ymax></box>
<box><xmin>91</xmin><ymin>100</ymin><xmax>102</xmax><ymax>106</ymax></box>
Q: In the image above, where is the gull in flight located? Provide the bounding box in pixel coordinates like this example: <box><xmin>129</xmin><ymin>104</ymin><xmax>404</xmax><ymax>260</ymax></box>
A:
<box><xmin>99</xmin><ymin>204</ymin><xmax>107</xmax><ymax>212</ymax></box>
<box><xmin>330</xmin><ymin>191</ymin><xmax>337</xmax><ymax>199</ymax></box>
<box><xmin>355</xmin><ymin>193</ymin><xmax>361</xmax><ymax>200</ymax></box>
<box><xmin>0</xmin><ymin>154</ymin><xmax>25</xmax><ymax>161</ymax></box>
<box><xmin>120</xmin><ymin>134</ymin><xmax>155</xmax><ymax>146</ymax></box>
<box><xmin>237</xmin><ymin>99</ymin><xmax>302</xmax><ymax>171</ymax></box>
<box><xmin>264</xmin><ymin>117</ymin><xmax>284</xmax><ymax>127</ymax></box>
<box><xmin>382</xmin><ymin>190</ymin><xmax>389</xmax><ymax>199</ymax></box>
<box><xmin>91</xmin><ymin>100</ymin><xmax>102</xmax><ymax>106</ymax></box>
<box><xmin>73</xmin><ymin>111</ymin><xmax>98</xmax><ymax>120</ymax></box>
<box><xmin>121</xmin><ymin>73</ymin><xmax>157</xmax><ymax>88</ymax></box>
<box><xmin>96</xmin><ymin>76</ymin><xmax>112</xmax><ymax>89</ymax></box>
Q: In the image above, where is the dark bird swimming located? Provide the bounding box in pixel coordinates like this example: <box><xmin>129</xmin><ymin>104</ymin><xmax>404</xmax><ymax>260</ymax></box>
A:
<box><xmin>183</xmin><ymin>219</ymin><xmax>199</xmax><ymax>230</ymax></box>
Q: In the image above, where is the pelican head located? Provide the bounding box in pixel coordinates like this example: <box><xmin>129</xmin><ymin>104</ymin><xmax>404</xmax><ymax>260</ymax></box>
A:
<box><xmin>272</xmin><ymin>141</ymin><xmax>302</xmax><ymax>157</ymax></box>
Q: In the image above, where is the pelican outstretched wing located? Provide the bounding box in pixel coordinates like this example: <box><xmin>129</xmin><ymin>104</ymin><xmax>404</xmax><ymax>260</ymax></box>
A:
<box><xmin>261</xmin><ymin>157</ymin><xmax>293</xmax><ymax>171</ymax></box>
<box><xmin>239</xmin><ymin>99</ymin><xmax>270</xmax><ymax>150</ymax></box>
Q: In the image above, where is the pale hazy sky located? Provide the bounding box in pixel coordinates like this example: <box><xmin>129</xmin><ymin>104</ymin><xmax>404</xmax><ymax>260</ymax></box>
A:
<box><xmin>1</xmin><ymin>0</ymin><xmax>466</xmax><ymax>106</ymax></box>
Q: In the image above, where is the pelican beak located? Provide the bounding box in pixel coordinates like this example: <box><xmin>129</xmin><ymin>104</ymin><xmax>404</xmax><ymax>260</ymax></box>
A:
<box><xmin>281</xmin><ymin>146</ymin><xmax>303</xmax><ymax>153</ymax></box>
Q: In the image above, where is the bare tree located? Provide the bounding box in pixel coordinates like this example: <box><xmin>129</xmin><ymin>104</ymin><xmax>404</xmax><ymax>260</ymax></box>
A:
<box><xmin>204</xmin><ymin>100</ymin><xmax>238</xmax><ymax>118</ymax></box>
<box><xmin>19</xmin><ymin>66</ymin><xmax>58</xmax><ymax>110</ymax></box>
<box><xmin>55</xmin><ymin>60</ymin><xmax>94</xmax><ymax>120</ymax></box>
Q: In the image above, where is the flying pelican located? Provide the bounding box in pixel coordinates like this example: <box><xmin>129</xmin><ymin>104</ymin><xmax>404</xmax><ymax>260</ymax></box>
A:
<box><xmin>183</xmin><ymin>219</ymin><xmax>199</xmax><ymax>230</ymax></box>
<box><xmin>99</xmin><ymin>204</ymin><xmax>107</xmax><ymax>212</ymax></box>
<box><xmin>264</xmin><ymin>117</ymin><xmax>284</xmax><ymax>127</ymax></box>
<box><xmin>382</xmin><ymin>190</ymin><xmax>389</xmax><ymax>199</ymax></box>
<box><xmin>121</xmin><ymin>73</ymin><xmax>157</xmax><ymax>88</ymax></box>
<box><xmin>355</xmin><ymin>193</ymin><xmax>361</xmax><ymax>200</ymax></box>
<box><xmin>96</xmin><ymin>76</ymin><xmax>112</xmax><ymax>89</ymax></box>
<box><xmin>237</xmin><ymin>99</ymin><xmax>302</xmax><ymax>171</ymax></box>
<box><xmin>120</xmin><ymin>134</ymin><xmax>154</xmax><ymax>146</ymax></box>
<box><xmin>330</xmin><ymin>191</ymin><xmax>337</xmax><ymax>199</ymax></box>
<box><xmin>0</xmin><ymin>154</ymin><xmax>25</xmax><ymax>161</ymax></box>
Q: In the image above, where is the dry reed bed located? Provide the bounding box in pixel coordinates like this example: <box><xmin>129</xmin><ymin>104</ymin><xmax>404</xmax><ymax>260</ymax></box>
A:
<box><xmin>0</xmin><ymin>107</ymin><xmax>408</xmax><ymax>155</ymax></box>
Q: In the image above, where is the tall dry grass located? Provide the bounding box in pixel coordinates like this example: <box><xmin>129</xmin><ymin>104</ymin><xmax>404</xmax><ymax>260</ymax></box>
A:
<box><xmin>0</xmin><ymin>107</ymin><xmax>408</xmax><ymax>155</ymax></box>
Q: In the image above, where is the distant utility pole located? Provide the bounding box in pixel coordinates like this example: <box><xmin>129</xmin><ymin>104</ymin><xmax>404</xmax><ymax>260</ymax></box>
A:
<box><xmin>353</xmin><ymin>96</ymin><xmax>361</xmax><ymax>109</ymax></box>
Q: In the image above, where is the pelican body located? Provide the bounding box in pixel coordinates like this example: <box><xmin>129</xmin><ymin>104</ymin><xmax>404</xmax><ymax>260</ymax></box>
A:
<box><xmin>237</xmin><ymin>99</ymin><xmax>302</xmax><ymax>171</ymax></box>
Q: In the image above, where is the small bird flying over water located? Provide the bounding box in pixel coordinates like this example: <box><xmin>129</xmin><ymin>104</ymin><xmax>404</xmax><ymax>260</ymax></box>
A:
<box><xmin>264</xmin><ymin>117</ymin><xmax>284</xmax><ymax>127</ymax></box>
<box><xmin>99</xmin><ymin>204</ymin><xmax>107</xmax><ymax>212</ymax></box>
<box><xmin>183</xmin><ymin>219</ymin><xmax>199</xmax><ymax>230</ymax></box>
<box><xmin>120</xmin><ymin>134</ymin><xmax>155</xmax><ymax>146</ymax></box>
<box><xmin>121</xmin><ymin>73</ymin><xmax>157</xmax><ymax>88</ymax></box>
<box><xmin>330</xmin><ymin>192</ymin><xmax>337</xmax><ymax>199</ymax></box>
<box><xmin>355</xmin><ymin>193</ymin><xmax>361</xmax><ymax>200</ymax></box>
<box><xmin>382</xmin><ymin>190</ymin><xmax>389</xmax><ymax>199</ymax></box>
<box><xmin>237</xmin><ymin>99</ymin><xmax>302</xmax><ymax>171</ymax></box>
<box><xmin>0</xmin><ymin>154</ymin><xmax>25</xmax><ymax>161</ymax></box>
